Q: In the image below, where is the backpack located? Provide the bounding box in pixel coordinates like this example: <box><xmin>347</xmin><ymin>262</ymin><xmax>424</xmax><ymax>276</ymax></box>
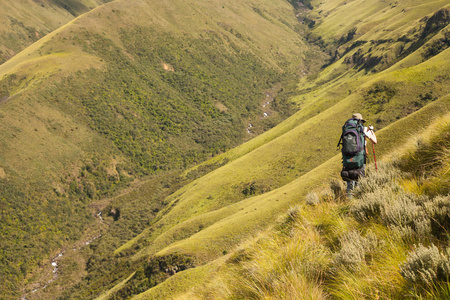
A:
<box><xmin>337</xmin><ymin>118</ymin><xmax>366</xmax><ymax>170</ymax></box>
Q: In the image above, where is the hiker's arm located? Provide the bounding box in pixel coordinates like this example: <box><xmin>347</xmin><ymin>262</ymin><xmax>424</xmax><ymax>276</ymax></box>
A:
<box><xmin>364</xmin><ymin>127</ymin><xmax>377</xmax><ymax>144</ymax></box>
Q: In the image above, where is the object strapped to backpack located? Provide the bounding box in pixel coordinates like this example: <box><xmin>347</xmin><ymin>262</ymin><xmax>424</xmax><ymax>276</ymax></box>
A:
<box><xmin>337</xmin><ymin>118</ymin><xmax>366</xmax><ymax>171</ymax></box>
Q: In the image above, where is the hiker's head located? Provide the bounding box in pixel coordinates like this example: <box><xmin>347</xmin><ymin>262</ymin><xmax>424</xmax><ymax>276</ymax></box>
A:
<box><xmin>352</xmin><ymin>113</ymin><xmax>366</xmax><ymax>123</ymax></box>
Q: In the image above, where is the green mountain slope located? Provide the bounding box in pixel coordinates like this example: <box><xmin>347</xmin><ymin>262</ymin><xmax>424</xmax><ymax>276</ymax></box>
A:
<box><xmin>90</xmin><ymin>1</ymin><xmax>448</xmax><ymax>299</ymax></box>
<box><xmin>173</xmin><ymin>104</ymin><xmax>450</xmax><ymax>300</ymax></box>
<box><xmin>0</xmin><ymin>0</ymin><xmax>316</xmax><ymax>298</ymax></box>
<box><xmin>2</xmin><ymin>0</ymin><xmax>449</xmax><ymax>299</ymax></box>
<box><xmin>137</xmin><ymin>98</ymin><xmax>450</xmax><ymax>300</ymax></box>
<box><xmin>0</xmin><ymin>0</ymin><xmax>111</xmax><ymax>64</ymax></box>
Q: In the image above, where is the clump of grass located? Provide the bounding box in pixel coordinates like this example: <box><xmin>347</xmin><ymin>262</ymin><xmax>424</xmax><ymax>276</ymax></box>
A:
<box><xmin>394</xmin><ymin>114</ymin><xmax>450</xmax><ymax>196</ymax></box>
<box><xmin>276</xmin><ymin>205</ymin><xmax>303</xmax><ymax>235</ymax></box>
<box><xmin>199</xmin><ymin>204</ymin><xmax>334</xmax><ymax>300</ymax></box>
<box><xmin>306</xmin><ymin>179</ymin><xmax>346</xmax><ymax>206</ymax></box>
<box><xmin>237</xmin><ymin>232</ymin><xmax>331</xmax><ymax>299</ymax></box>
<box><xmin>216</xmin><ymin>228</ymin><xmax>331</xmax><ymax>300</ymax></box>
<box><xmin>319</xmin><ymin>186</ymin><xmax>335</xmax><ymax>202</ymax></box>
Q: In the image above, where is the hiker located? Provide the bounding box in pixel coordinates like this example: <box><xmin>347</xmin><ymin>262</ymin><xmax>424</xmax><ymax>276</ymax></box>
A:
<box><xmin>338</xmin><ymin>113</ymin><xmax>377</xmax><ymax>198</ymax></box>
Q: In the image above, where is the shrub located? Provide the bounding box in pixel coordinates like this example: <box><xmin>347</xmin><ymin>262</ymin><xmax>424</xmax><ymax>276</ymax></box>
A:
<box><xmin>424</xmin><ymin>195</ymin><xmax>450</xmax><ymax>238</ymax></box>
<box><xmin>400</xmin><ymin>244</ymin><xmax>450</xmax><ymax>286</ymax></box>
<box><xmin>382</xmin><ymin>193</ymin><xmax>431</xmax><ymax>238</ymax></box>
<box><xmin>350</xmin><ymin>168</ymin><xmax>450</xmax><ymax>240</ymax></box>
<box><xmin>305</xmin><ymin>192</ymin><xmax>320</xmax><ymax>206</ymax></box>
<box><xmin>351</xmin><ymin>188</ymin><xmax>392</xmax><ymax>222</ymax></box>
<box><xmin>330</xmin><ymin>178</ymin><xmax>346</xmax><ymax>202</ymax></box>
<box><xmin>333</xmin><ymin>230</ymin><xmax>379</xmax><ymax>271</ymax></box>
<box><xmin>353</xmin><ymin>162</ymin><xmax>403</xmax><ymax>197</ymax></box>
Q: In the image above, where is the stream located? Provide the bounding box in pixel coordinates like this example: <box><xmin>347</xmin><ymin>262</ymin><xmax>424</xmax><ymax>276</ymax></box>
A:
<box><xmin>247</xmin><ymin>93</ymin><xmax>273</xmax><ymax>135</ymax></box>
<box><xmin>21</xmin><ymin>212</ymin><xmax>104</xmax><ymax>299</ymax></box>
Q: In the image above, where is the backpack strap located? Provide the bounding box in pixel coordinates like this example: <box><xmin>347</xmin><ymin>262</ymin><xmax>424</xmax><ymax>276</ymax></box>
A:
<box><xmin>337</xmin><ymin>134</ymin><xmax>343</xmax><ymax>149</ymax></box>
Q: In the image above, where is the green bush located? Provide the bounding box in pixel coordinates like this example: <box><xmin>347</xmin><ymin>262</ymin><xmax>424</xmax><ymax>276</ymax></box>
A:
<box><xmin>44</xmin><ymin>28</ymin><xmax>293</xmax><ymax>176</ymax></box>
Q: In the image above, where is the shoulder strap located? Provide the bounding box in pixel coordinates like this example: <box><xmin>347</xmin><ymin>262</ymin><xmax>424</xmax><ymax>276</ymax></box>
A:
<box><xmin>337</xmin><ymin>134</ymin><xmax>343</xmax><ymax>149</ymax></box>
<box><xmin>337</xmin><ymin>118</ymin><xmax>350</xmax><ymax>148</ymax></box>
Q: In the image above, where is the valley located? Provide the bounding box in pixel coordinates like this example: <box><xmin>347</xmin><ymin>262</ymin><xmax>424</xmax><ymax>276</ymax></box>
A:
<box><xmin>0</xmin><ymin>0</ymin><xmax>449</xmax><ymax>299</ymax></box>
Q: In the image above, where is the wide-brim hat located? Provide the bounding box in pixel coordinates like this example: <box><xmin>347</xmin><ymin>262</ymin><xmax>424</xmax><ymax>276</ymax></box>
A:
<box><xmin>352</xmin><ymin>113</ymin><xmax>366</xmax><ymax>122</ymax></box>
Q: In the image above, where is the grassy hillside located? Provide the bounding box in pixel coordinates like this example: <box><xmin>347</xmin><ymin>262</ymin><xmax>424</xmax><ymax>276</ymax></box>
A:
<box><xmin>0</xmin><ymin>0</ymin><xmax>316</xmax><ymax>298</ymax></box>
<box><xmin>45</xmin><ymin>1</ymin><xmax>448</xmax><ymax>299</ymax></box>
<box><xmin>176</xmin><ymin>110</ymin><xmax>450</xmax><ymax>300</ymax></box>
<box><xmin>2</xmin><ymin>0</ymin><xmax>449</xmax><ymax>299</ymax></box>
<box><xmin>0</xmin><ymin>0</ymin><xmax>111</xmax><ymax>64</ymax></box>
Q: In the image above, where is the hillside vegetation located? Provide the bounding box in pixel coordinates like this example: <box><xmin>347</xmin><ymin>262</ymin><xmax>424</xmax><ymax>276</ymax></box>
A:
<box><xmin>0</xmin><ymin>0</ymin><xmax>111</xmax><ymax>64</ymax></box>
<box><xmin>98</xmin><ymin>0</ymin><xmax>448</xmax><ymax>299</ymax></box>
<box><xmin>176</xmin><ymin>110</ymin><xmax>450</xmax><ymax>300</ymax></box>
<box><xmin>1</xmin><ymin>0</ymin><xmax>449</xmax><ymax>299</ymax></box>
<box><xmin>0</xmin><ymin>0</ymin><xmax>317</xmax><ymax>298</ymax></box>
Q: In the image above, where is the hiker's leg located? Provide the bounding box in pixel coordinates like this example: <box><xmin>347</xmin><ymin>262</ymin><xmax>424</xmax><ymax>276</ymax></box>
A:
<box><xmin>355</xmin><ymin>165</ymin><xmax>366</xmax><ymax>189</ymax></box>
<box><xmin>346</xmin><ymin>180</ymin><xmax>355</xmax><ymax>198</ymax></box>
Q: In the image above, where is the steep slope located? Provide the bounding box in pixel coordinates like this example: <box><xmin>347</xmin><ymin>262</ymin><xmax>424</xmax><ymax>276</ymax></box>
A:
<box><xmin>4</xmin><ymin>0</ymin><xmax>449</xmax><ymax>299</ymax></box>
<box><xmin>0</xmin><ymin>0</ymin><xmax>111</xmax><ymax>63</ymax></box>
<box><xmin>136</xmin><ymin>96</ymin><xmax>450</xmax><ymax>300</ymax></box>
<box><xmin>0</xmin><ymin>0</ymin><xmax>315</xmax><ymax>298</ymax></box>
<box><xmin>175</xmin><ymin>111</ymin><xmax>450</xmax><ymax>300</ymax></box>
<box><xmin>77</xmin><ymin>1</ymin><xmax>449</xmax><ymax>299</ymax></box>
<box><xmin>119</xmin><ymin>2</ymin><xmax>449</xmax><ymax>258</ymax></box>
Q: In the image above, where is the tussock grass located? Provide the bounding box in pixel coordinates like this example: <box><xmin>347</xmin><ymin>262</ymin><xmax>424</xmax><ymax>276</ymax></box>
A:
<box><xmin>179</xmin><ymin>211</ymin><xmax>331</xmax><ymax>300</ymax></box>
<box><xmin>394</xmin><ymin>112</ymin><xmax>450</xmax><ymax>196</ymax></box>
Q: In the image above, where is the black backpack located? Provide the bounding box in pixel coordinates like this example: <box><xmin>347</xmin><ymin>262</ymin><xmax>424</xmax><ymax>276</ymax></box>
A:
<box><xmin>337</xmin><ymin>118</ymin><xmax>366</xmax><ymax>170</ymax></box>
